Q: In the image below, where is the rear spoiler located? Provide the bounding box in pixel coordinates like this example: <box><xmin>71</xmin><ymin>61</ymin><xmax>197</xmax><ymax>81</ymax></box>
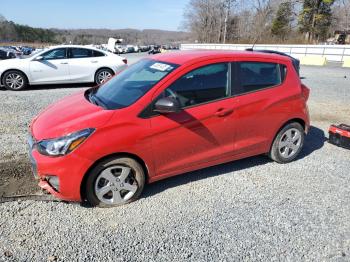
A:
<box><xmin>245</xmin><ymin>48</ymin><xmax>300</xmax><ymax>76</ymax></box>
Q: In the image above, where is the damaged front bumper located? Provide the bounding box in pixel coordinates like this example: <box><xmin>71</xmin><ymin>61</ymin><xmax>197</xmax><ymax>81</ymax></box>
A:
<box><xmin>27</xmin><ymin>134</ymin><xmax>93</xmax><ymax>202</ymax></box>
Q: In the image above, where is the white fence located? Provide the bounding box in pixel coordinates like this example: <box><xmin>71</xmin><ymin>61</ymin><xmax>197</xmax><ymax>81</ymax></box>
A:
<box><xmin>180</xmin><ymin>44</ymin><xmax>350</xmax><ymax>62</ymax></box>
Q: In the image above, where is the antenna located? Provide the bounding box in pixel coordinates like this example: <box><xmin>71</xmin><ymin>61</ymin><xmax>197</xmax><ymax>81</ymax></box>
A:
<box><xmin>247</xmin><ymin>22</ymin><xmax>269</xmax><ymax>51</ymax></box>
<box><xmin>251</xmin><ymin>36</ymin><xmax>259</xmax><ymax>50</ymax></box>
<box><xmin>246</xmin><ymin>30</ymin><xmax>260</xmax><ymax>52</ymax></box>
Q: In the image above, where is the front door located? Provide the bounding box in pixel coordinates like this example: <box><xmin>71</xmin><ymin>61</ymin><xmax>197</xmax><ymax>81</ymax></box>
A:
<box><xmin>149</xmin><ymin>62</ymin><xmax>235</xmax><ymax>176</ymax></box>
<box><xmin>29</xmin><ymin>48</ymin><xmax>70</xmax><ymax>84</ymax></box>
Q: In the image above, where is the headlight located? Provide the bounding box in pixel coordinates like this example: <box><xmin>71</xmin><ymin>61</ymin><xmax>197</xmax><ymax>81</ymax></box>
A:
<box><xmin>37</xmin><ymin>128</ymin><xmax>95</xmax><ymax>157</ymax></box>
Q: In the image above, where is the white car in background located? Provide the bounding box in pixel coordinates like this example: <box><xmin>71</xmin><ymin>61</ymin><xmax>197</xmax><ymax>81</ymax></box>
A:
<box><xmin>0</xmin><ymin>45</ymin><xmax>127</xmax><ymax>90</ymax></box>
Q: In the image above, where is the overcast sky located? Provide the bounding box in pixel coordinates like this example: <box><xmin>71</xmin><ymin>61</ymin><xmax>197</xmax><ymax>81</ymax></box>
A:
<box><xmin>1</xmin><ymin>0</ymin><xmax>189</xmax><ymax>31</ymax></box>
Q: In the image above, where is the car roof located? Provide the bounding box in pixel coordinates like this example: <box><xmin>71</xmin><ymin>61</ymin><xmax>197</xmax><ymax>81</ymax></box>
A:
<box><xmin>151</xmin><ymin>50</ymin><xmax>291</xmax><ymax>65</ymax></box>
<box><xmin>49</xmin><ymin>45</ymin><xmax>105</xmax><ymax>52</ymax></box>
<box><xmin>0</xmin><ymin>47</ymin><xmax>13</xmax><ymax>51</ymax></box>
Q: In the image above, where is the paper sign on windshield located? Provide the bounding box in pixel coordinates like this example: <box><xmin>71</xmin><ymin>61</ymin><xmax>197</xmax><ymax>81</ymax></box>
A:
<box><xmin>150</xmin><ymin>62</ymin><xmax>173</xmax><ymax>71</ymax></box>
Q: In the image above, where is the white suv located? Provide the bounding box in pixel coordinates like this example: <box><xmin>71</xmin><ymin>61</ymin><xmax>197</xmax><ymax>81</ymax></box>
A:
<box><xmin>0</xmin><ymin>45</ymin><xmax>127</xmax><ymax>90</ymax></box>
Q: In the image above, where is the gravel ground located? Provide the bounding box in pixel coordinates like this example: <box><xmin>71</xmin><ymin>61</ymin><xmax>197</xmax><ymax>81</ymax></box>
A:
<box><xmin>0</xmin><ymin>55</ymin><xmax>349</xmax><ymax>261</ymax></box>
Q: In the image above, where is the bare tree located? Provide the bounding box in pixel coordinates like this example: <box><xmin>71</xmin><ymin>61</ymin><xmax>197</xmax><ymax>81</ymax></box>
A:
<box><xmin>183</xmin><ymin>0</ymin><xmax>231</xmax><ymax>43</ymax></box>
<box><xmin>333</xmin><ymin>0</ymin><xmax>350</xmax><ymax>30</ymax></box>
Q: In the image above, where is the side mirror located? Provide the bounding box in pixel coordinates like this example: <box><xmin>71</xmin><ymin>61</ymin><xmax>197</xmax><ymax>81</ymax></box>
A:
<box><xmin>34</xmin><ymin>55</ymin><xmax>43</xmax><ymax>61</ymax></box>
<box><xmin>154</xmin><ymin>97</ymin><xmax>181</xmax><ymax>114</ymax></box>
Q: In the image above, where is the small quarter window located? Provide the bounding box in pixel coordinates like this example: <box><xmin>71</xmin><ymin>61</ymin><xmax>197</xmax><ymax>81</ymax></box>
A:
<box><xmin>280</xmin><ymin>64</ymin><xmax>287</xmax><ymax>82</ymax></box>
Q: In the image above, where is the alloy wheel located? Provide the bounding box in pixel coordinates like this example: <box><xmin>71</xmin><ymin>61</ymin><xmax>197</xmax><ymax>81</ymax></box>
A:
<box><xmin>97</xmin><ymin>71</ymin><xmax>112</xmax><ymax>84</ymax></box>
<box><xmin>278</xmin><ymin>128</ymin><xmax>302</xmax><ymax>158</ymax></box>
<box><xmin>5</xmin><ymin>73</ymin><xmax>24</xmax><ymax>90</ymax></box>
<box><xmin>94</xmin><ymin>165</ymin><xmax>138</xmax><ymax>205</ymax></box>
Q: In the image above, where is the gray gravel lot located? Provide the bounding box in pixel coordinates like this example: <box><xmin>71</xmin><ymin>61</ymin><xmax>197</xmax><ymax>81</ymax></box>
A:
<box><xmin>0</xmin><ymin>54</ymin><xmax>350</xmax><ymax>261</ymax></box>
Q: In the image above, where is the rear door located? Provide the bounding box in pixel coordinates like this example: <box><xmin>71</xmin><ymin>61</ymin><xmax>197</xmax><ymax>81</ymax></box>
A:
<box><xmin>67</xmin><ymin>48</ymin><xmax>102</xmax><ymax>83</ymax></box>
<box><xmin>230</xmin><ymin>59</ymin><xmax>288</xmax><ymax>155</ymax></box>
<box><xmin>29</xmin><ymin>48</ymin><xmax>70</xmax><ymax>84</ymax></box>
<box><xmin>148</xmin><ymin>62</ymin><xmax>235</xmax><ymax>176</ymax></box>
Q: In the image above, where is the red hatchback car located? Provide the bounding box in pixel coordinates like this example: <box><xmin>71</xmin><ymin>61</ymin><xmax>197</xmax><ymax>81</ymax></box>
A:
<box><xmin>28</xmin><ymin>51</ymin><xmax>310</xmax><ymax>207</ymax></box>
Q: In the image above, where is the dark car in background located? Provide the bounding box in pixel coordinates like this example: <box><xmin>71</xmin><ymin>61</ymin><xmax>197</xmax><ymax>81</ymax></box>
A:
<box><xmin>2</xmin><ymin>46</ymin><xmax>22</xmax><ymax>56</ymax></box>
<box><xmin>148</xmin><ymin>45</ymin><xmax>161</xmax><ymax>54</ymax></box>
<box><xmin>139</xmin><ymin>45</ymin><xmax>151</xmax><ymax>52</ymax></box>
<box><xmin>0</xmin><ymin>47</ymin><xmax>17</xmax><ymax>60</ymax></box>
<box><xmin>20</xmin><ymin>46</ymin><xmax>35</xmax><ymax>55</ymax></box>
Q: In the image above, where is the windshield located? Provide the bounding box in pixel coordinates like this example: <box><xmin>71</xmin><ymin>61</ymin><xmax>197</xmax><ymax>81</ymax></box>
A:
<box><xmin>23</xmin><ymin>49</ymin><xmax>48</xmax><ymax>59</ymax></box>
<box><xmin>93</xmin><ymin>59</ymin><xmax>178</xmax><ymax>109</ymax></box>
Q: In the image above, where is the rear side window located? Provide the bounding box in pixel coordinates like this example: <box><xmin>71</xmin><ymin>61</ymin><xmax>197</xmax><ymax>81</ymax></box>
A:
<box><xmin>234</xmin><ymin>62</ymin><xmax>282</xmax><ymax>95</ymax></box>
<box><xmin>93</xmin><ymin>50</ymin><xmax>105</xmax><ymax>57</ymax></box>
<box><xmin>70</xmin><ymin>48</ymin><xmax>93</xmax><ymax>58</ymax></box>
<box><xmin>163</xmin><ymin>63</ymin><xmax>229</xmax><ymax>107</ymax></box>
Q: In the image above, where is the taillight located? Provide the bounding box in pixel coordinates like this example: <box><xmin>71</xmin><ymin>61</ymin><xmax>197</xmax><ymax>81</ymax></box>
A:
<box><xmin>301</xmin><ymin>83</ymin><xmax>310</xmax><ymax>101</ymax></box>
<box><xmin>122</xmin><ymin>58</ymin><xmax>127</xmax><ymax>64</ymax></box>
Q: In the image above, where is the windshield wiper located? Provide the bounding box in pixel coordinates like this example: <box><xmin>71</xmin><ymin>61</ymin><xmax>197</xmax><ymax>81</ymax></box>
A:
<box><xmin>88</xmin><ymin>91</ymin><xmax>107</xmax><ymax>109</ymax></box>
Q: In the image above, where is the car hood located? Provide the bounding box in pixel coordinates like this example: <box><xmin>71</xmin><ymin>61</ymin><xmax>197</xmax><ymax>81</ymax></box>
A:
<box><xmin>0</xmin><ymin>57</ymin><xmax>28</xmax><ymax>67</ymax></box>
<box><xmin>31</xmin><ymin>91</ymin><xmax>115</xmax><ymax>141</ymax></box>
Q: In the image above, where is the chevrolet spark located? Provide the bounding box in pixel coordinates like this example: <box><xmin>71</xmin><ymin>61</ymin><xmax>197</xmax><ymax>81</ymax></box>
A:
<box><xmin>28</xmin><ymin>51</ymin><xmax>310</xmax><ymax>207</ymax></box>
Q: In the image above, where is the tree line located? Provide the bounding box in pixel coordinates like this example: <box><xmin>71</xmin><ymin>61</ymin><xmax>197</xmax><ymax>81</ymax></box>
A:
<box><xmin>0</xmin><ymin>15</ymin><xmax>57</xmax><ymax>43</ymax></box>
<box><xmin>1</xmin><ymin>1</ymin><xmax>349</xmax><ymax>45</ymax></box>
<box><xmin>183</xmin><ymin>0</ymin><xmax>350</xmax><ymax>44</ymax></box>
<box><xmin>0</xmin><ymin>14</ymin><xmax>191</xmax><ymax>45</ymax></box>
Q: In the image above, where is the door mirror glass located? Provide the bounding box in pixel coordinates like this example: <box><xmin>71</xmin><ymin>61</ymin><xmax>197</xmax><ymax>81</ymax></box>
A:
<box><xmin>154</xmin><ymin>97</ymin><xmax>181</xmax><ymax>114</ymax></box>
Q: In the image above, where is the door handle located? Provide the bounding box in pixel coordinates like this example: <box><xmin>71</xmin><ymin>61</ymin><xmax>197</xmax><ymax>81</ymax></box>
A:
<box><xmin>215</xmin><ymin>108</ymin><xmax>234</xmax><ymax>117</ymax></box>
<box><xmin>60</xmin><ymin>62</ymin><xmax>68</xmax><ymax>64</ymax></box>
<box><xmin>91</xmin><ymin>60</ymin><xmax>98</xmax><ymax>63</ymax></box>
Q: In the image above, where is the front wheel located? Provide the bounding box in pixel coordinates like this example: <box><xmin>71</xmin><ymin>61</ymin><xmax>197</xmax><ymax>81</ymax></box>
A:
<box><xmin>85</xmin><ymin>157</ymin><xmax>145</xmax><ymax>207</ymax></box>
<box><xmin>3</xmin><ymin>70</ymin><xmax>28</xmax><ymax>90</ymax></box>
<box><xmin>269</xmin><ymin>122</ymin><xmax>305</xmax><ymax>163</ymax></box>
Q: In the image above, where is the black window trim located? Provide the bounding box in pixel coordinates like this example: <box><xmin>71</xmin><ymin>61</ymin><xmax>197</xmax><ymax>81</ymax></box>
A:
<box><xmin>67</xmin><ymin>47</ymin><xmax>106</xmax><ymax>59</ymax></box>
<box><xmin>40</xmin><ymin>48</ymin><xmax>68</xmax><ymax>60</ymax></box>
<box><xmin>139</xmin><ymin>60</ymin><xmax>288</xmax><ymax>119</ymax></box>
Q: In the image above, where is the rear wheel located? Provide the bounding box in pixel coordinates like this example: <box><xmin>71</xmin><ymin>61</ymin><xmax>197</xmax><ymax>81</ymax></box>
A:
<box><xmin>269</xmin><ymin>122</ymin><xmax>305</xmax><ymax>163</ymax></box>
<box><xmin>3</xmin><ymin>70</ymin><xmax>28</xmax><ymax>91</ymax></box>
<box><xmin>95</xmin><ymin>68</ymin><xmax>114</xmax><ymax>85</ymax></box>
<box><xmin>85</xmin><ymin>157</ymin><xmax>145</xmax><ymax>207</ymax></box>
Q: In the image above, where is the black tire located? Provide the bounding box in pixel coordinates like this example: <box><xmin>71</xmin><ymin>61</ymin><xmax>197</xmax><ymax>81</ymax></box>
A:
<box><xmin>85</xmin><ymin>157</ymin><xmax>145</xmax><ymax>207</ymax></box>
<box><xmin>3</xmin><ymin>70</ymin><xmax>28</xmax><ymax>91</ymax></box>
<box><xmin>95</xmin><ymin>68</ymin><xmax>114</xmax><ymax>85</ymax></box>
<box><xmin>269</xmin><ymin>122</ymin><xmax>305</xmax><ymax>164</ymax></box>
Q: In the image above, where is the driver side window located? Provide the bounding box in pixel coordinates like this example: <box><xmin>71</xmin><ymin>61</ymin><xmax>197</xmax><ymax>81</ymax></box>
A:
<box><xmin>41</xmin><ymin>48</ymin><xmax>67</xmax><ymax>60</ymax></box>
<box><xmin>161</xmin><ymin>63</ymin><xmax>229</xmax><ymax>108</ymax></box>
